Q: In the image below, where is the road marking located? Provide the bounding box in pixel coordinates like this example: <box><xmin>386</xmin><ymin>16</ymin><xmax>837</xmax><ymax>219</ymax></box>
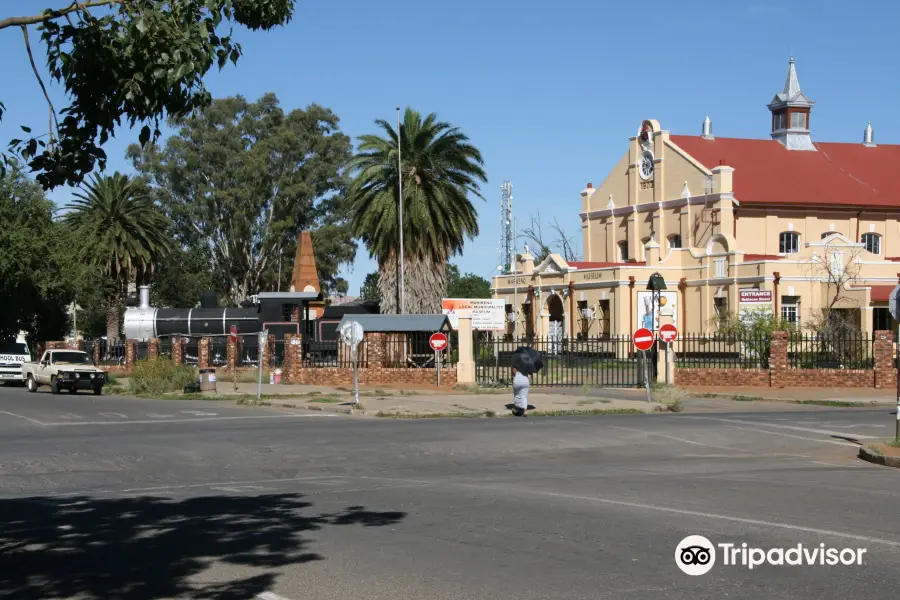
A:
<box><xmin>43</xmin><ymin>414</ymin><xmax>336</xmax><ymax>426</ymax></box>
<box><xmin>726</xmin><ymin>425</ymin><xmax>859</xmax><ymax>447</ymax></box>
<box><xmin>682</xmin><ymin>416</ymin><xmax>879</xmax><ymax>439</ymax></box>
<box><xmin>98</xmin><ymin>412</ymin><xmax>128</xmax><ymax>419</ymax></box>
<box><xmin>145</xmin><ymin>413</ymin><xmax>174</xmax><ymax>418</ymax></box>
<box><xmin>257</xmin><ymin>593</ymin><xmax>294</xmax><ymax>600</ymax></box>
<box><xmin>58</xmin><ymin>413</ymin><xmax>83</xmax><ymax>420</ymax></box>
<box><xmin>209</xmin><ymin>485</ymin><xmax>276</xmax><ymax>492</ymax></box>
<box><xmin>0</xmin><ymin>411</ymin><xmax>48</xmax><ymax>426</ymax></box>
<box><xmin>120</xmin><ymin>475</ymin><xmax>344</xmax><ymax>493</ymax></box>
<box><xmin>607</xmin><ymin>425</ymin><xmax>745</xmax><ymax>452</ymax></box>
<box><xmin>181</xmin><ymin>410</ymin><xmax>218</xmax><ymax>416</ymax></box>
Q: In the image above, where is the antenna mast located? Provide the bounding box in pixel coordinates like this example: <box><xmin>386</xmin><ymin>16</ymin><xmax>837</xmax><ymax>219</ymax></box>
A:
<box><xmin>500</xmin><ymin>181</ymin><xmax>514</xmax><ymax>274</ymax></box>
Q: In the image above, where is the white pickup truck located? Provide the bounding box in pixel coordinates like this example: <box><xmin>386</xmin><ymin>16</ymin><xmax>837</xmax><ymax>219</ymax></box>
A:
<box><xmin>0</xmin><ymin>335</ymin><xmax>31</xmax><ymax>385</ymax></box>
<box><xmin>22</xmin><ymin>349</ymin><xmax>108</xmax><ymax>395</ymax></box>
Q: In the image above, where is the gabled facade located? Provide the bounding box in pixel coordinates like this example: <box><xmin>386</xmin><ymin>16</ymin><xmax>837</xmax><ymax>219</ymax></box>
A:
<box><xmin>492</xmin><ymin>58</ymin><xmax>900</xmax><ymax>337</ymax></box>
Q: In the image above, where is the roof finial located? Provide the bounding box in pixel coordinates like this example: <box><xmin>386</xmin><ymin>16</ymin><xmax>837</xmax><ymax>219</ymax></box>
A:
<box><xmin>701</xmin><ymin>115</ymin><xmax>714</xmax><ymax>140</ymax></box>
<box><xmin>864</xmin><ymin>121</ymin><xmax>876</xmax><ymax>147</ymax></box>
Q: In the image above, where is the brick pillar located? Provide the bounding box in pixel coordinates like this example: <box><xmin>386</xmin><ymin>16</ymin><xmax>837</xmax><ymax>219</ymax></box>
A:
<box><xmin>199</xmin><ymin>337</ymin><xmax>210</xmax><ymax>369</ymax></box>
<box><xmin>227</xmin><ymin>337</ymin><xmax>237</xmax><ymax>372</ymax></box>
<box><xmin>148</xmin><ymin>338</ymin><xmax>159</xmax><ymax>360</ymax></box>
<box><xmin>124</xmin><ymin>340</ymin><xmax>136</xmax><ymax>369</ymax></box>
<box><xmin>68</xmin><ymin>338</ymin><xmax>83</xmax><ymax>350</ymax></box>
<box><xmin>367</xmin><ymin>332</ymin><xmax>386</xmax><ymax>368</ymax></box>
<box><xmin>284</xmin><ymin>334</ymin><xmax>303</xmax><ymax>383</ymax></box>
<box><xmin>92</xmin><ymin>342</ymin><xmax>100</xmax><ymax>366</ymax></box>
<box><xmin>769</xmin><ymin>330</ymin><xmax>788</xmax><ymax>388</ymax></box>
<box><xmin>874</xmin><ymin>330</ymin><xmax>896</xmax><ymax>389</ymax></box>
<box><xmin>173</xmin><ymin>338</ymin><xmax>184</xmax><ymax>365</ymax></box>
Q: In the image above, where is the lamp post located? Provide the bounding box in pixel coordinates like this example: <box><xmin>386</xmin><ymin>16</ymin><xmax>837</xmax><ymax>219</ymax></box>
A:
<box><xmin>646</xmin><ymin>272</ymin><xmax>668</xmax><ymax>384</ymax></box>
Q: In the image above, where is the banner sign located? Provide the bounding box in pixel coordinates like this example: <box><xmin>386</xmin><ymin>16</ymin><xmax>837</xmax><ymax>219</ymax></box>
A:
<box><xmin>442</xmin><ymin>298</ymin><xmax>506</xmax><ymax>330</ymax></box>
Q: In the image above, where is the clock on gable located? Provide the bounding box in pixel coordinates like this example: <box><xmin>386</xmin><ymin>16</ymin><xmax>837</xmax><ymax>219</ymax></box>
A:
<box><xmin>639</xmin><ymin>150</ymin><xmax>654</xmax><ymax>181</ymax></box>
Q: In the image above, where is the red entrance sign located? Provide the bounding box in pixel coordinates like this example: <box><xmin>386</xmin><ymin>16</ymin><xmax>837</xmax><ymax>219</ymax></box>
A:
<box><xmin>429</xmin><ymin>332</ymin><xmax>449</xmax><ymax>351</ymax></box>
<box><xmin>659</xmin><ymin>323</ymin><xmax>678</xmax><ymax>343</ymax></box>
<box><xmin>229</xmin><ymin>325</ymin><xmax>238</xmax><ymax>343</ymax></box>
<box><xmin>633</xmin><ymin>328</ymin><xmax>654</xmax><ymax>352</ymax></box>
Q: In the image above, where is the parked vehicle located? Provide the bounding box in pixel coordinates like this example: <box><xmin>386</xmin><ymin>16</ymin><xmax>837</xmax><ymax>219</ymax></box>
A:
<box><xmin>0</xmin><ymin>334</ymin><xmax>31</xmax><ymax>385</ymax></box>
<box><xmin>22</xmin><ymin>350</ymin><xmax>108</xmax><ymax>395</ymax></box>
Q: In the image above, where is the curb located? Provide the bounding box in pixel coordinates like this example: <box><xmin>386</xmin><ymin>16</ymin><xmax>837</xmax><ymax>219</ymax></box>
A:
<box><xmin>858</xmin><ymin>444</ymin><xmax>900</xmax><ymax>468</ymax></box>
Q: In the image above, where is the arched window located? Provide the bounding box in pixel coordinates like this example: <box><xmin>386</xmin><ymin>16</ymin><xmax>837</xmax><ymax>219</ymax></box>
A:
<box><xmin>617</xmin><ymin>240</ymin><xmax>629</xmax><ymax>262</ymax></box>
<box><xmin>862</xmin><ymin>233</ymin><xmax>881</xmax><ymax>255</ymax></box>
<box><xmin>779</xmin><ymin>231</ymin><xmax>800</xmax><ymax>254</ymax></box>
<box><xmin>668</xmin><ymin>234</ymin><xmax>682</xmax><ymax>250</ymax></box>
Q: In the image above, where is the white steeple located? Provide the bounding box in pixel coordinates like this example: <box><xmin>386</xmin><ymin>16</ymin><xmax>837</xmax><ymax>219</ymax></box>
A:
<box><xmin>701</xmin><ymin>115</ymin><xmax>714</xmax><ymax>140</ymax></box>
<box><xmin>863</xmin><ymin>122</ymin><xmax>876</xmax><ymax>147</ymax></box>
<box><xmin>768</xmin><ymin>57</ymin><xmax>816</xmax><ymax>151</ymax></box>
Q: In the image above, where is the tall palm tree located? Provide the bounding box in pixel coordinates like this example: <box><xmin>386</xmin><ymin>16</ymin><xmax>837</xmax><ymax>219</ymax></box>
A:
<box><xmin>348</xmin><ymin>108</ymin><xmax>487</xmax><ymax>314</ymax></box>
<box><xmin>64</xmin><ymin>173</ymin><xmax>171</xmax><ymax>340</ymax></box>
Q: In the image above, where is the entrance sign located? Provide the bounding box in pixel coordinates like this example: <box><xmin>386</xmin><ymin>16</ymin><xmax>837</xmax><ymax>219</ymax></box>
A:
<box><xmin>429</xmin><ymin>332</ymin><xmax>448</xmax><ymax>351</ymax></box>
<box><xmin>659</xmin><ymin>323</ymin><xmax>678</xmax><ymax>343</ymax></box>
<box><xmin>442</xmin><ymin>298</ymin><xmax>505</xmax><ymax>330</ymax></box>
<box><xmin>633</xmin><ymin>328</ymin><xmax>654</xmax><ymax>352</ymax></box>
<box><xmin>739</xmin><ymin>289</ymin><xmax>773</xmax><ymax>323</ymax></box>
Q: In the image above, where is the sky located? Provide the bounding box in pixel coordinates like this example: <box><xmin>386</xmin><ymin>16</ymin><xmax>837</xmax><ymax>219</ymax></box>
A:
<box><xmin>2</xmin><ymin>0</ymin><xmax>898</xmax><ymax>297</ymax></box>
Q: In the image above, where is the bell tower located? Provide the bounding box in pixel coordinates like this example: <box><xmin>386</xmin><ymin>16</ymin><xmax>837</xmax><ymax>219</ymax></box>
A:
<box><xmin>768</xmin><ymin>57</ymin><xmax>816</xmax><ymax>151</ymax></box>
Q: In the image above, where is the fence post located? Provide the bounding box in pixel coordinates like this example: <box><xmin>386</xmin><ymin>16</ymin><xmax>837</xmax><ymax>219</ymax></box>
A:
<box><xmin>227</xmin><ymin>336</ymin><xmax>237</xmax><ymax>373</ymax></box>
<box><xmin>456</xmin><ymin>316</ymin><xmax>476</xmax><ymax>384</ymax></box>
<box><xmin>283</xmin><ymin>334</ymin><xmax>303</xmax><ymax>383</ymax></box>
<box><xmin>148</xmin><ymin>338</ymin><xmax>159</xmax><ymax>360</ymax></box>
<box><xmin>173</xmin><ymin>338</ymin><xmax>184</xmax><ymax>365</ymax></box>
<box><xmin>198</xmin><ymin>337</ymin><xmax>210</xmax><ymax>369</ymax></box>
<box><xmin>92</xmin><ymin>342</ymin><xmax>100</xmax><ymax>366</ymax></box>
<box><xmin>124</xmin><ymin>340</ymin><xmax>136</xmax><ymax>369</ymax></box>
<box><xmin>874</xmin><ymin>330</ymin><xmax>895</xmax><ymax>389</ymax></box>
<box><xmin>769</xmin><ymin>330</ymin><xmax>788</xmax><ymax>387</ymax></box>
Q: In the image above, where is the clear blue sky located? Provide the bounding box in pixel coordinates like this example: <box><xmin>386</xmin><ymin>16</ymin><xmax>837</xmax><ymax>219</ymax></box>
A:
<box><xmin>2</xmin><ymin>0</ymin><xmax>898</xmax><ymax>297</ymax></box>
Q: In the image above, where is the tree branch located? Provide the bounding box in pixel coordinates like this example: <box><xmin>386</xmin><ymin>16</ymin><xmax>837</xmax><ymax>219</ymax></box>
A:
<box><xmin>20</xmin><ymin>25</ymin><xmax>59</xmax><ymax>146</ymax></box>
<box><xmin>0</xmin><ymin>1</ymin><xmax>119</xmax><ymax>30</ymax></box>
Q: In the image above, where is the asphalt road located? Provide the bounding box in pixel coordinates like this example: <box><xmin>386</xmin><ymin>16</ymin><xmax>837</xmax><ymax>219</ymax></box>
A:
<box><xmin>1</xmin><ymin>383</ymin><xmax>899</xmax><ymax>600</ymax></box>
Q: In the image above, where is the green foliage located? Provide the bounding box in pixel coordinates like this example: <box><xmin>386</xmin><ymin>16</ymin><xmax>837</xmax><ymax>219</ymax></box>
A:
<box><xmin>360</xmin><ymin>272</ymin><xmax>381</xmax><ymax>302</ymax></box>
<box><xmin>129</xmin><ymin>93</ymin><xmax>355</xmax><ymax>303</ymax></box>
<box><xmin>150</xmin><ymin>245</ymin><xmax>218</xmax><ymax>308</ymax></box>
<box><xmin>348</xmin><ymin>107</ymin><xmax>487</xmax><ymax>314</ymax></box>
<box><xmin>129</xmin><ymin>358</ymin><xmax>197</xmax><ymax>396</ymax></box>
<box><xmin>1</xmin><ymin>0</ymin><xmax>295</xmax><ymax>189</ymax></box>
<box><xmin>0</xmin><ymin>168</ymin><xmax>72</xmax><ymax>342</ymax></box>
<box><xmin>446</xmin><ymin>263</ymin><xmax>491</xmax><ymax>298</ymax></box>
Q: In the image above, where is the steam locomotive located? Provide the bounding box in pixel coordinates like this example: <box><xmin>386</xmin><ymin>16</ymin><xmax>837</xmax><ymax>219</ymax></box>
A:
<box><xmin>123</xmin><ymin>285</ymin><xmax>379</xmax><ymax>346</ymax></box>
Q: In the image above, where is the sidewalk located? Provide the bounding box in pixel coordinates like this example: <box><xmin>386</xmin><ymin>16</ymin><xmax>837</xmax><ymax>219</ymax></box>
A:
<box><xmin>682</xmin><ymin>386</ymin><xmax>896</xmax><ymax>405</ymax></box>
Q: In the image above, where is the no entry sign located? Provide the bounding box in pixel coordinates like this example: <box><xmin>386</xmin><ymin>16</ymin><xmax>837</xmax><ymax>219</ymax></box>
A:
<box><xmin>429</xmin><ymin>332</ymin><xmax>449</xmax><ymax>351</ymax></box>
<box><xmin>659</xmin><ymin>323</ymin><xmax>678</xmax><ymax>343</ymax></box>
<box><xmin>229</xmin><ymin>325</ymin><xmax>238</xmax><ymax>343</ymax></box>
<box><xmin>633</xmin><ymin>328</ymin><xmax>654</xmax><ymax>352</ymax></box>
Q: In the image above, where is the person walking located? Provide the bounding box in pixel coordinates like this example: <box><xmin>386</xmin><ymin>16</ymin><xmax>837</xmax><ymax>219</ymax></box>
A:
<box><xmin>512</xmin><ymin>365</ymin><xmax>530</xmax><ymax>417</ymax></box>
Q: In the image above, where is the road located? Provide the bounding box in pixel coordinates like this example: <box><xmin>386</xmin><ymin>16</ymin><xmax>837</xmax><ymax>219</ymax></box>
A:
<box><xmin>1</xmin><ymin>383</ymin><xmax>899</xmax><ymax>599</ymax></box>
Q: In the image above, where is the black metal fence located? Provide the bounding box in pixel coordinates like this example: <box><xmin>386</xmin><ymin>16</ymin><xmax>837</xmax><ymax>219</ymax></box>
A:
<box><xmin>303</xmin><ymin>340</ymin><xmax>369</xmax><ymax>368</ymax></box>
<box><xmin>382</xmin><ymin>334</ymin><xmax>443</xmax><ymax>369</ymax></box>
<box><xmin>237</xmin><ymin>339</ymin><xmax>259</xmax><ymax>367</ymax></box>
<box><xmin>474</xmin><ymin>335</ymin><xmax>641</xmax><ymax>388</ymax></box>
<box><xmin>675</xmin><ymin>333</ymin><xmax>770</xmax><ymax>369</ymax></box>
<box><xmin>787</xmin><ymin>332</ymin><xmax>874</xmax><ymax>369</ymax></box>
<box><xmin>84</xmin><ymin>339</ymin><xmax>126</xmax><ymax>367</ymax></box>
<box><xmin>209</xmin><ymin>337</ymin><xmax>228</xmax><ymax>367</ymax></box>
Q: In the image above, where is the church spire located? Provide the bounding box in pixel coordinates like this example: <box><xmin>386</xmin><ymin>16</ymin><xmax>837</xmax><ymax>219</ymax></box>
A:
<box><xmin>768</xmin><ymin>57</ymin><xmax>815</xmax><ymax>151</ymax></box>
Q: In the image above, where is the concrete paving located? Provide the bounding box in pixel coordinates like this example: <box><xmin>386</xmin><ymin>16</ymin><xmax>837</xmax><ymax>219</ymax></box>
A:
<box><xmin>1</xmin><ymin>384</ymin><xmax>899</xmax><ymax>599</ymax></box>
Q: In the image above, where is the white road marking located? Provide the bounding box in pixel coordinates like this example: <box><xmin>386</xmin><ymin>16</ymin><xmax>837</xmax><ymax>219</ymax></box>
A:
<box><xmin>145</xmin><ymin>413</ymin><xmax>174</xmax><ymax>418</ymax></box>
<box><xmin>727</xmin><ymin>425</ymin><xmax>859</xmax><ymax>447</ymax></box>
<box><xmin>120</xmin><ymin>475</ymin><xmax>344</xmax><ymax>493</ymax></box>
<box><xmin>607</xmin><ymin>425</ymin><xmax>744</xmax><ymax>452</ymax></box>
<box><xmin>257</xmin><ymin>593</ymin><xmax>294</xmax><ymax>600</ymax></box>
<box><xmin>181</xmin><ymin>410</ymin><xmax>218</xmax><ymax>416</ymax></box>
<box><xmin>0</xmin><ymin>411</ymin><xmax>48</xmax><ymax>426</ymax></box>
<box><xmin>683</xmin><ymin>416</ymin><xmax>879</xmax><ymax>439</ymax></box>
<box><xmin>98</xmin><ymin>412</ymin><xmax>128</xmax><ymax>419</ymax></box>
<box><xmin>360</xmin><ymin>476</ymin><xmax>900</xmax><ymax>549</ymax></box>
<box><xmin>43</xmin><ymin>414</ymin><xmax>335</xmax><ymax>426</ymax></box>
<box><xmin>58</xmin><ymin>413</ymin><xmax>83</xmax><ymax>420</ymax></box>
<box><xmin>209</xmin><ymin>485</ymin><xmax>276</xmax><ymax>492</ymax></box>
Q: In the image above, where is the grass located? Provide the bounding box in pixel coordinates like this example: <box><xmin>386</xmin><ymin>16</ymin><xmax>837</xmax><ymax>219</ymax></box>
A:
<box><xmin>307</xmin><ymin>396</ymin><xmax>342</xmax><ymax>404</ymax></box>
<box><xmin>651</xmin><ymin>384</ymin><xmax>688</xmax><ymax>412</ymax></box>
<box><xmin>529</xmin><ymin>408</ymin><xmax>645</xmax><ymax>416</ymax></box>
<box><xmin>794</xmin><ymin>400</ymin><xmax>869</xmax><ymax>407</ymax></box>
<box><xmin>576</xmin><ymin>398</ymin><xmax>612</xmax><ymax>406</ymax></box>
<box><xmin>732</xmin><ymin>395</ymin><xmax>765</xmax><ymax>402</ymax></box>
<box><xmin>375</xmin><ymin>411</ymin><xmax>493</xmax><ymax>419</ymax></box>
<box><xmin>129</xmin><ymin>359</ymin><xmax>197</xmax><ymax>396</ymax></box>
<box><xmin>884</xmin><ymin>438</ymin><xmax>900</xmax><ymax>449</ymax></box>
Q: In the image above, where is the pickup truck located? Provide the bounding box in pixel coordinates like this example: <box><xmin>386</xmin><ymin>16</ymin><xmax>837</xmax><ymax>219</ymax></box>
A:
<box><xmin>22</xmin><ymin>349</ymin><xmax>108</xmax><ymax>395</ymax></box>
<box><xmin>0</xmin><ymin>335</ymin><xmax>31</xmax><ymax>385</ymax></box>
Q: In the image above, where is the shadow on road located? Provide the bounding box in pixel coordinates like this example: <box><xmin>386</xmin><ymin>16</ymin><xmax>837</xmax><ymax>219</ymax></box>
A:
<box><xmin>0</xmin><ymin>493</ymin><xmax>406</xmax><ymax>599</ymax></box>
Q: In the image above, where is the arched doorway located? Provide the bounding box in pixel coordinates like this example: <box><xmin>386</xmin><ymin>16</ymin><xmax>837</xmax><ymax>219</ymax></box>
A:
<box><xmin>546</xmin><ymin>293</ymin><xmax>565</xmax><ymax>354</ymax></box>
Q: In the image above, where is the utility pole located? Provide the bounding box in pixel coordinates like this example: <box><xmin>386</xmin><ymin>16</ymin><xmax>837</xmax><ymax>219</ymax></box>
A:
<box><xmin>397</xmin><ymin>106</ymin><xmax>405</xmax><ymax>314</ymax></box>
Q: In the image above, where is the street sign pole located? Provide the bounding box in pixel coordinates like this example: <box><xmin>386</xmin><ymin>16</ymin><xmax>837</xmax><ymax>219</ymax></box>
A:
<box><xmin>643</xmin><ymin>350</ymin><xmax>651</xmax><ymax>402</ymax></box>
<box><xmin>889</xmin><ymin>286</ymin><xmax>900</xmax><ymax>442</ymax></box>
<box><xmin>436</xmin><ymin>349</ymin><xmax>441</xmax><ymax>387</ymax></box>
<box><xmin>353</xmin><ymin>342</ymin><xmax>359</xmax><ymax>406</ymax></box>
<box><xmin>257</xmin><ymin>329</ymin><xmax>268</xmax><ymax>401</ymax></box>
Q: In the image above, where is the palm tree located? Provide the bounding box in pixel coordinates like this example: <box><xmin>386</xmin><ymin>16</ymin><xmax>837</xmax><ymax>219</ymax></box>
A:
<box><xmin>348</xmin><ymin>108</ymin><xmax>487</xmax><ymax>314</ymax></box>
<box><xmin>64</xmin><ymin>173</ymin><xmax>171</xmax><ymax>340</ymax></box>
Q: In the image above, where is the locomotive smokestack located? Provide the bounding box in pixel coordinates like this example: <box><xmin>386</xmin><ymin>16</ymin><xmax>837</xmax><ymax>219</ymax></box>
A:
<box><xmin>139</xmin><ymin>285</ymin><xmax>151</xmax><ymax>309</ymax></box>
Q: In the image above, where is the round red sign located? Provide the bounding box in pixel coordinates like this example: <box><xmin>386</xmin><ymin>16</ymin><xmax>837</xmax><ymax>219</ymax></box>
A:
<box><xmin>429</xmin><ymin>332</ymin><xmax>449</xmax><ymax>351</ymax></box>
<box><xmin>659</xmin><ymin>323</ymin><xmax>678</xmax><ymax>343</ymax></box>
<box><xmin>229</xmin><ymin>324</ymin><xmax>238</xmax><ymax>343</ymax></box>
<box><xmin>633</xmin><ymin>328</ymin><xmax>654</xmax><ymax>351</ymax></box>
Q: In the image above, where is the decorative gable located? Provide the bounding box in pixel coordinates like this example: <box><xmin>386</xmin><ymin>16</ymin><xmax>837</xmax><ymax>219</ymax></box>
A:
<box><xmin>534</xmin><ymin>253</ymin><xmax>570</xmax><ymax>275</ymax></box>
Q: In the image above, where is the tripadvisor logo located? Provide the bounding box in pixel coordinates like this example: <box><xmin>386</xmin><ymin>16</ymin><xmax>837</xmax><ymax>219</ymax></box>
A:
<box><xmin>675</xmin><ymin>535</ymin><xmax>867</xmax><ymax>575</ymax></box>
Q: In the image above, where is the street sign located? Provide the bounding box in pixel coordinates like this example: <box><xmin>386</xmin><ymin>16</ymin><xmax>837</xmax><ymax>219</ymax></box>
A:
<box><xmin>429</xmin><ymin>332</ymin><xmax>449</xmax><ymax>351</ymax></box>
<box><xmin>229</xmin><ymin>325</ymin><xmax>238</xmax><ymax>343</ymax></box>
<box><xmin>633</xmin><ymin>328</ymin><xmax>654</xmax><ymax>351</ymax></box>
<box><xmin>659</xmin><ymin>323</ymin><xmax>678</xmax><ymax>343</ymax></box>
<box><xmin>339</xmin><ymin>321</ymin><xmax>365</xmax><ymax>406</ymax></box>
<box><xmin>889</xmin><ymin>285</ymin><xmax>900</xmax><ymax>321</ymax></box>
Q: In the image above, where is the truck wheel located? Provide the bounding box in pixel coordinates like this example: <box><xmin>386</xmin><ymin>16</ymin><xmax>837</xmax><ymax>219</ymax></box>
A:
<box><xmin>68</xmin><ymin>387</ymin><xmax>77</xmax><ymax>394</ymax></box>
<box><xmin>93</xmin><ymin>384</ymin><xmax>103</xmax><ymax>396</ymax></box>
<box><xmin>50</xmin><ymin>376</ymin><xmax>59</xmax><ymax>395</ymax></box>
<box><xmin>26</xmin><ymin>376</ymin><xmax>37</xmax><ymax>393</ymax></box>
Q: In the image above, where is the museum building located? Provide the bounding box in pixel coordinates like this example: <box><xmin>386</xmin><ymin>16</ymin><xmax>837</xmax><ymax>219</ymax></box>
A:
<box><xmin>492</xmin><ymin>58</ymin><xmax>900</xmax><ymax>338</ymax></box>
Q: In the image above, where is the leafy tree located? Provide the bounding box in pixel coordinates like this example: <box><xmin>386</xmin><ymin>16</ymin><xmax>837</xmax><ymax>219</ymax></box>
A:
<box><xmin>0</xmin><ymin>0</ymin><xmax>295</xmax><ymax>189</ymax></box>
<box><xmin>129</xmin><ymin>93</ymin><xmax>356</xmax><ymax>305</ymax></box>
<box><xmin>348</xmin><ymin>108</ymin><xmax>487</xmax><ymax>314</ymax></box>
<box><xmin>360</xmin><ymin>272</ymin><xmax>381</xmax><ymax>303</ymax></box>
<box><xmin>0</xmin><ymin>167</ymin><xmax>72</xmax><ymax>342</ymax></box>
<box><xmin>149</xmin><ymin>244</ymin><xmax>218</xmax><ymax>308</ymax></box>
<box><xmin>446</xmin><ymin>263</ymin><xmax>491</xmax><ymax>298</ymax></box>
<box><xmin>64</xmin><ymin>172</ymin><xmax>171</xmax><ymax>340</ymax></box>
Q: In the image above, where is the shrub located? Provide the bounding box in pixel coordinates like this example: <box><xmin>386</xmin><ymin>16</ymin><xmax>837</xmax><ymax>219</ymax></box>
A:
<box><xmin>129</xmin><ymin>359</ymin><xmax>197</xmax><ymax>396</ymax></box>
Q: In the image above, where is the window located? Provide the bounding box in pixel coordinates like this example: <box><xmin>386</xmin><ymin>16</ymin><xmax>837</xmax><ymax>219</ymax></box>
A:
<box><xmin>618</xmin><ymin>240</ymin><xmax>629</xmax><ymax>262</ymax></box>
<box><xmin>779</xmin><ymin>231</ymin><xmax>800</xmax><ymax>253</ymax></box>
<box><xmin>668</xmin><ymin>234</ymin><xmax>682</xmax><ymax>250</ymax></box>
<box><xmin>282</xmin><ymin>303</ymin><xmax>298</xmax><ymax>322</ymax></box>
<box><xmin>790</xmin><ymin>112</ymin><xmax>808</xmax><ymax>129</ymax></box>
<box><xmin>714</xmin><ymin>297</ymin><xmax>728</xmax><ymax>326</ymax></box>
<box><xmin>773</xmin><ymin>112</ymin><xmax>786</xmax><ymax>131</ymax></box>
<box><xmin>781</xmin><ymin>296</ymin><xmax>800</xmax><ymax>325</ymax></box>
<box><xmin>714</xmin><ymin>258</ymin><xmax>728</xmax><ymax>278</ymax></box>
<box><xmin>873</xmin><ymin>307</ymin><xmax>892</xmax><ymax>333</ymax></box>
<box><xmin>862</xmin><ymin>233</ymin><xmax>881</xmax><ymax>255</ymax></box>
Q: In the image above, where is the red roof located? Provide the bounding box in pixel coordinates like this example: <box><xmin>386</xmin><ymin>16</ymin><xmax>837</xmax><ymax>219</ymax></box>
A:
<box><xmin>568</xmin><ymin>261</ymin><xmax>646</xmax><ymax>269</ymax></box>
<box><xmin>743</xmin><ymin>254</ymin><xmax>784</xmax><ymax>261</ymax></box>
<box><xmin>669</xmin><ymin>135</ymin><xmax>900</xmax><ymax>208</ymax></box>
